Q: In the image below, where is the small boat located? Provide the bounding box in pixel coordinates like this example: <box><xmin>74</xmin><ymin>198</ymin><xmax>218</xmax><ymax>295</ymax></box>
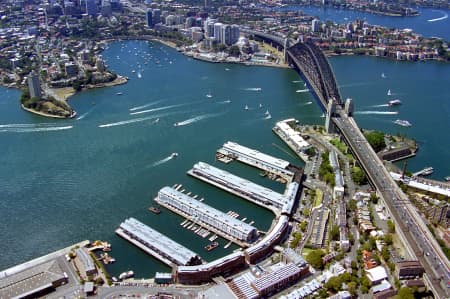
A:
<box><xmin>388</xmin><ymin>99</ymin><xmax>402</xmax><ymax>106</ymax></box>
<box><xmin>444</xmin><ymin>176</ymin><xmax>450</xmax><ymax>182</ymax></box>
<box><xmin>171</xmin><ymin>152</ymin><xmax>178</xmax><ymax>158</ymax></box>
<box><xmin>259</xmin><ymin>103</ymin><xmax>263</xmax><ymax>108</ymax></box>
<box><xmin>116</xmin><ymin>92</ymin><xmax>123</xmax><ymax>95</ymax></box>
<box><xmin>381</xmin><ymin>72</ymin><xmax>386</xmax><ymax>79</ymax></box>
<box><xmin>131</xmin><ymin>70</ymin><xmax>136</xmax><ymax>73</ymax></box>
<box><xmin>421</xmin><ymin>167</ymin><xmax>434</xmax><ymax>176</ymax></box>
<box><xmin>174</xmin><ymin>122</ymin><xmax>180</xmax><ymax>127</ymax></box>
<box><xmin>137</xmin><ymin>72</ymin><xmax>142</xmax><ymax>78</ymax></box>
<box><xmin>387</xmin><ymin>89</ymin><xmax>392</xmax><ymax>96</ymax></box>
<box><xmin>265</xmin><ymin>109</ymin><xmax>270</xmax><ymax>115</ymax></box>
<box><xmin>154</xmin><ymin>118</ymin><xmax>159</xmax><ymax>123</ymax></box>
<box><xmin>205</xmin><ymin>241</ymin><xmax>219</xmax><ymax>251</ymax></box>
<box><xmin>244</xmin><ymin>105</ymin><xmax>249</xmax><ymax>110</ymax></box>
<box><xmin>206</xmin><ymin>93</ymin><xmax>213</xmax><ymax>98</ymax></box>
<box><xmin>148</xmin><ymin>206</ymin><xmax>161</xmax><ymax>214</ymax></box>
<box><xmin>394</xmin><ymin>119</ymin><xmax>412</xmax><ymax>127</ymax></box>
<box><xmin>225</xmin><ymin>68</ymin><xmax>230</xmax><ymax>71</ymax></box>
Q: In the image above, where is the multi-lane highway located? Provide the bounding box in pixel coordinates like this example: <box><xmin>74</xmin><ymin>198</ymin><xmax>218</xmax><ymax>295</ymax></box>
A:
<box><xmin>333</xmin><ymin>112</ymin><xmax>450</xmax><ymax>298</ymax></box>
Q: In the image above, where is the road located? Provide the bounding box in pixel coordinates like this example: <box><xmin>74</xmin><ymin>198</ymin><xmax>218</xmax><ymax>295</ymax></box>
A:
<box><xmin>333</xmin><ymin>112</ymin><xmax>450</xmax><ymax>298</ymax></box>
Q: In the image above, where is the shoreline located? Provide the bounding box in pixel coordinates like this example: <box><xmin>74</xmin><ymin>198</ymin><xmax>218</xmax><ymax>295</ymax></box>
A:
<box><xmin>21</xmin><ymin>104</ymin><xmax>77</xmax><ymax>119</ymax></box>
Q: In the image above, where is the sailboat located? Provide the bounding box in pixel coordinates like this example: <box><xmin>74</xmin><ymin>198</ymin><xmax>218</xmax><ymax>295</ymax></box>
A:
<box><xmin>244</xmin><ymin>105</ymin><xmax>249</xmax><ymax>110</ymax></box>
<box><xmin>265</xmin><ymin>109</ymin><xmax>270</xmax><ymax>116</ymax></box>
<box><xmin>381</xmin><ymin>72</ymin><xmax>386</xmax><ymax>79</ymax></box>
<box><xmin>387</xmin><ymin>89</ymin><xmax>392</xmax><ymax>96</ymax></box>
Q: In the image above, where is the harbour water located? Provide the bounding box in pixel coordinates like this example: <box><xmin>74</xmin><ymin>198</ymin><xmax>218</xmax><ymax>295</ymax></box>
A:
<box><xmin>0</xmin><ymin>40</ymin><xmax>449</xmax><ymax>277</ymax></box>
<box><xmin>278</xmin><ymin>6</ymin><xmax>450</xmax><ymax>39</ymax></box>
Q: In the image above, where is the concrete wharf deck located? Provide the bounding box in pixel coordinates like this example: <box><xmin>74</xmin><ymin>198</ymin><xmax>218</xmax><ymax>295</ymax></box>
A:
<box><xmin>217</xmin><ymin>141</ymin><xmax>294</xmax><ymax>181</ymax></box>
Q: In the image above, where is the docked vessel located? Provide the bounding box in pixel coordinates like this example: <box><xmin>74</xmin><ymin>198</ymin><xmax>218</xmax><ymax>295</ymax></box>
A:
<box><xmin>148</xmin><ymin>206</ymin><xmax>161</xmax><ymax>214</ymax></box>
<box><xmin>388</xmin><ymin>99</ymin><xmax>402</xmax><ymax>106</ymax></box>
<box><xmin>119</xmin><ymin>270</ymin><xmax>134</xmax><ymax>280</ymax></box>
<box><xmin>394</xmin><ymin>119</ymin><xmax>412</xmax><ymax>127</ymax></box>
<box><xmin>444</xmin><ymin>176</ymin><xmax>450</xmax><ymax>182</ymax></box>
<box><xmin>205</xmin><ymin>241</ymin><xmax>219</xmax><ymax>251</ymax></box>
<box><xmin>421</xmin><ymin>167</ymin><xmax>434</xmax><ymax>176</ymax></box>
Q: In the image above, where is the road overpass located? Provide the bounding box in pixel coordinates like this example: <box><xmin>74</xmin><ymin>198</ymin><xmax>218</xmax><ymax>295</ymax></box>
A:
<box><xmin>243</xmin><ymin>29</ymin><xmax>450</xmax><ymax>298</ymax></box>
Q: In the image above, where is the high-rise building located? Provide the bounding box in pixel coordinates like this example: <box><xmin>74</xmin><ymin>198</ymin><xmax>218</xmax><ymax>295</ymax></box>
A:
<box><xmin>27</xmin><ymin>71</ymin><xmax>42</xmax><ymax>99</ymax></box>
<box><xmin>85</xmin><ymin>0</ymin><xmax>97</xmax><ymax>15</ymax></box>
<box><xmin>146</xmin><ymin>9</ymin><xmax>153</xmax><ymax>27</ymax></box>
<box><xmin>213</xmin><ymin>22</ymin><xmax>223</xmax><ymax>43</ymax></box>
<box><xmin>152</xmin><ymin>9</ymin><xmax>161</xmax><ymax>25</ymax></box>
<box><xmin>311</xmin><ymin>19</ymin><xmax>320</xmax><ymax>32</ymax></box>
<box><xmin>220</xmin><ymin>24</ymin><xmax>231</xmax><ymax>46</ymax></box>
<box><xmin>231</xmin><ymin>25</ymin><xmax>240</xmax><ymax>44</ymax></box>
<box><xmin>100</xmin><ymin>0</ymin><xmax>112</xmax><ymax>17</ymax></box>
<box><xmin>203</xmin><ymin>18</ymin><xmax>216</xmax><ymax>38</ymax></box>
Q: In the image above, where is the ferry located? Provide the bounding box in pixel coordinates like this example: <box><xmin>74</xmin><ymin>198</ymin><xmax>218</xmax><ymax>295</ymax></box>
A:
<box><xmin>388</xmin><ymin>99</ymin><xmax>402</xmax><ymax>106</ymax></box>
<box><xmin>171</xmin><ymin>152</ymin><xmax>178</xmax><ymax>158</ymax></box>
<box><xmin>394</xmin><ymin>119</ymin><xmax>412</xmax><ymax>127</ymax></box>
<box><xmin>205</xmin><ymin>241</ymin><xmax>219</xmax><ymax>251</ymax></box>
<box><xmin>148</xmin><ymin>206</ymin><xmax>161</xmax><ymax>214</ymax></box>
<box><xmin>387</xmin><ymin>89</ymin><xmax>392</xmax><ymax>96</ymax></box>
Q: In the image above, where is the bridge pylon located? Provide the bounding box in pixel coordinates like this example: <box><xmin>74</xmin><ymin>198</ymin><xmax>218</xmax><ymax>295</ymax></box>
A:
<box><xmin>325</xmin><ymin>100</ymin><xmax>337</xmax><ymax>133</ymax></box>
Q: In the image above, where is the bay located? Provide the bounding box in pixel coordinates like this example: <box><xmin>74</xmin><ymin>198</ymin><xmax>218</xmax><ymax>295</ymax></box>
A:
<box><xmin>0</xmin><ymin>40</ymin><xmax>448</xmax><ymax>278</ymax></box>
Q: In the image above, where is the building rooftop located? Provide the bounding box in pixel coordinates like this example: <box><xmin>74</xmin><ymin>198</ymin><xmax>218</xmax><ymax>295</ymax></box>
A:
<box><xmin>366</xmin><ymin>266</ymin><xmax>388</xmax><ymax>283</ymax></box>
<box><xmin>75</xmin><ymin>248</ymin><xmax>95</xmax><ymax>272</ymax></box>
<box><xmin>158</xmin><ymin>186</ymin><xmax>257</xmax><ymax>238</ymax></box>
<box><xmin>222</xmin><ymin>141</ymin><xmax>291</xmax><ymax>170</ymax></box>
<box><xmin>252</xmin><ymin>263</ymin><xmax>301</xmax><ymax>292</ymax></box>
<box><xmin>191</xmin><ymin>162</ymin><xmax>288</xmax><ymax>209</ymax></box>
<box><xmin>118</xmin><ymin>217</ymin><xmax>200</xmax><ymax>266</ymax></box>
<box><xmin>0</xmin><ymin>260</ymin><xmax>66</xmax><ymax>299</ymax></box>
<box><xmin>274</xmin><ymin>121</ymin><xmax>310</xmax><ymax>149</ymax></box>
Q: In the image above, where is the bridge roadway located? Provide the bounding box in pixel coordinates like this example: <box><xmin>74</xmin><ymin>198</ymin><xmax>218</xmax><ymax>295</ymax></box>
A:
<box><xmin>333</xmin><ymin>112</ymin><xmax>450</xmax><ymax>298</ymax></box>
<box><xmin>241</xmin><ymin>29</ymin><xmax>449</xmax><ymax>297</ymax></box>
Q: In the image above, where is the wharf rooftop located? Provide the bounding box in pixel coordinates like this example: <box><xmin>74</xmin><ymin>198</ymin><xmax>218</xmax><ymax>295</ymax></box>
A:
<box><xmin>156</xmin><ymin>186</ymin><xmax>258</xmax><ymax>243</ymax></box>
<box><xmin>116</xmin><ymin>217</ymin><xmax>202</xmax><ymax>267</ymax></box>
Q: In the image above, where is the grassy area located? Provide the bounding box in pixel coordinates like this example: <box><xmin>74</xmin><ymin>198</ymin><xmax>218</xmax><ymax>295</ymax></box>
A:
<box><xmin>302</xmin><ymin>247</ymin><xmax>313</xmax><ymax>259</ymax></box>
<box><xmin>314</xmin><ymin>188</ymin><xmax>323</xmax><ymax>207</ymax></box>
<box><xmin>330</xmin><ymin>138</ymin><xmax>348</xmax><ymax>154</ymax></box>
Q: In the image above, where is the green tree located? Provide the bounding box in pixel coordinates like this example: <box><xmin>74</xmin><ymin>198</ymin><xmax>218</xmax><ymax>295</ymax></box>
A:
<box><xmin>325</xmin><ymin>276</ymin><xmax>342</xmax><ymax>293</ymax></box>
<box><xmin>395</xmin><ymin>287</ymin><xmax>414</xmax><ymax>299</ymax></box>
<box><xmin>347</xmin><ymin>281</ymin><xmax>357</xmax><ymax>296</ymax></box>
<box><xmin>384</xmin><ymin>234</ymin><xmax>393</xmax><ymax>246</ymax></box>
<box><xmin>330</xmin><ymin>225</ymin><xmax>340</xmax><ymax>241</ymax></box>
<box><xmin>387</xmin><ymin>220</ymin><xmax>395</xmax><ymax>233</ymax></box>
<box><xmin>306</xmin><ymin>249</ymin><xmax>325</xmax><ymax>269</ymax></box>
<box><xmin>352</xmin><ymin>166</ymin><xmax>367</xmax><ymax>185</ymax></box>
<box><xmin>370</xmin><ymin>193</ymin><xmax>378</xmax><ymax>204</ymax></box>
<box><xmin>364</xmin><ymin>130</ymin><xmax>386</xmax><ymax>152</ymax></box>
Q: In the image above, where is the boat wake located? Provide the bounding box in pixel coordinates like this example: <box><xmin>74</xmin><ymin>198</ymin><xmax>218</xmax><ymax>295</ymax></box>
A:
<box><xmin>371</xmin><ymin>104</ymin><xmax>389</xmax><ymax>107</ymax></box>
<box><xmin>76</xmin><ymin>107</ymin><xmax>95</xmax><ymax>120</ymax></box>
<box><xmin>130</xmin><ymin>102</ymin><xmax>198</xmax><ymax>116</ymax></box>
<box><xmin>296</xmin><ymin>89</ymin><xmax>310</xmax><ymax>93</ymax></box>
<box><xmin>355</xmin><ymin>111</ymin><xmax>399</xmax><ymax>115</ymax></box>
<box><xmin>174</xmin><ymin>112</ymin><xmax>223</xmax><ymax>127</ymax></box>
<box><xmin>217</xmin><ymin>100</ymin><xmax>232</xmax><ymax>104</ymax></box>
<box><xmin>428</xmin><ymin>11</ymin><xmax>448</xmax><ymax>22</ymax></box>
<box><xmin>99</xmin><ymin>115</ymin><xmax>160</xmax><ymax>128</ymax></box>
<box><xmin>243</xmin><ymin>87</ymin><xmax>262</xmax><ymax>91</ymax></box>
<box><xmin>292</xmin><ymin>80</ymin><xmax>301</xmax><ymax>83</ymax></box>
<box><xmin>148</xmin><ymin>154</ymin><xmax>175</xmax><ymax>168</ymax></box>
<box><xmin>0</xmin><ymin>124</ymin><xmax>73</xmax><ymax>133</ymax></box>
<box><xmin>129</xmin><ymin>100</ymin><xmax>164</xmax><ymax>112</ymax></box>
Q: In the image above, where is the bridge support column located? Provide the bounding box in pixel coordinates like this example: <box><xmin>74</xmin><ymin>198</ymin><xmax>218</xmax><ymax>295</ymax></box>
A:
<box><xmin>325</xmin><ymin>100</ymin><xmax>336</xmax><ymax>133</ymax></box>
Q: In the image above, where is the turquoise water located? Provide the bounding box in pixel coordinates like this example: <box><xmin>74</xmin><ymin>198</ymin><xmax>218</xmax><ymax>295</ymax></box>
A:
<box><xmin>0</xmin><ymin>40</ymin><xmax>448</xmax><ymax>277</ymax></box>
<box><xmin>278</xmin><ymin>6</ymin><xmax>450</xmax><ymax>39</ymax></box>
